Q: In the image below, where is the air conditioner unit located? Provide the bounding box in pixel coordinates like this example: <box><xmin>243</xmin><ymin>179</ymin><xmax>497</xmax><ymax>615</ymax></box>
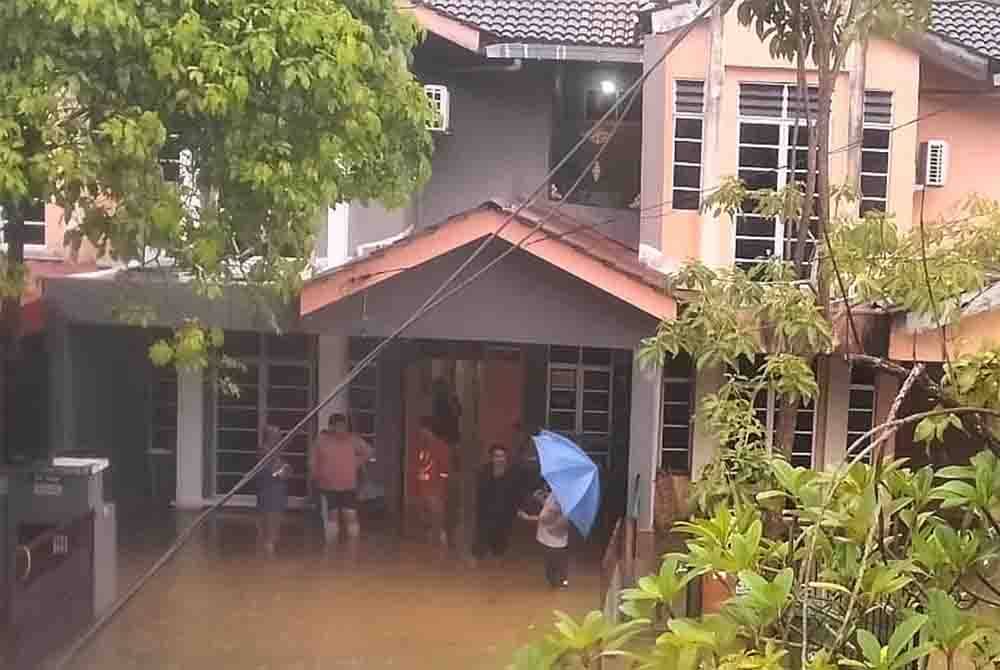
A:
<box><xmin>917</xmin><ymin>140</ymin><xmax>948</xmax><ymax>187</ymax></box>
<box><xmin>424</xmin><ymin>84</ymin><xmax>451</xmax><ymax>132</ymax></box>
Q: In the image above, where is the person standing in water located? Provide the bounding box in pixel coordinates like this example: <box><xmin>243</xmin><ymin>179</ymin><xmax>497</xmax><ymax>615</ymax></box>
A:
<box><xmin>473</xmin><ymin>444</ymin><xmax>519</xmax><ymax>560</ymax></box>
<box><xmin>519</xmin><ymin>485</ymin><xmax>571</xmax><ymax>588</ymax></box>
<box><xmin>310</xmin><ymin>413</ymin><xmax>373</xmax><ymax>546</ymax></box>
<box><xmin>413</xmin><ymin>416</ymin><xmax>451</xmax><ymax>550</ymax></box>
<box><xmin>256</xmin><ymin>424</ymin><xmax>291</xmax><ymax>555</ymax></box>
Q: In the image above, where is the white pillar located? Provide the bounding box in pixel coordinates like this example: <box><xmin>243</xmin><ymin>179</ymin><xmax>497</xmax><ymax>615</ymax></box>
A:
<box><xmin>175</xmin><ymin>367</ymin><xmax>205</xmax><ymax>508</ymax></box>
<box><xmin>318</xmin><ymin>335</ymin><xmax>350</xmax><ymax>429</ymax></box>
<box><xmin>699</xmin><ymin>3</ymin><xmax>727</xmax><ymax>268</ymax></box>
<box><xmin>822</xmin><ymin>357</ymin><xmax>852</xmax><ymax>469</ymax></box>
<box><xmin>690</xmin><ymin>365</ymin><xmax>723</xmax><ymax>480</ymax></box>
<box><xmin>628</xmin><ymin>354</ymin><xmax>662</xmax><ymax>533</ymax></box>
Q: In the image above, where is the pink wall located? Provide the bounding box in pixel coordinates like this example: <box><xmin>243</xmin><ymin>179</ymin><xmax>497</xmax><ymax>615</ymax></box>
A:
<box><xmin>641</xmin><ymin>25</ymin><xmax>711</xmax><ymax>270</ymax></box>
<box><xmin>914</xmin><ymin>63</ymin><xmax>1000</xmax><ymax>225</ymax></box>
<box><xmin>642</xmin><ymin>22</ymin><xmax>934</xmax><ymax>268</ymax></box>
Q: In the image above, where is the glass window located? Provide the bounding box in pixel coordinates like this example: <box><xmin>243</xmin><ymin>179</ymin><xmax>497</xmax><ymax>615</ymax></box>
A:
<box><xmin>662</xmin><ymin>354</ymin><xmax>694</xmax><ymax>473</ymax></box>
<box><xmin>672</xmin><ymin>80</ymin><xmax>704</xmax><ymax>211</ymax></box>
<box><xmin>860</xmin><ymin>92</ymin><xmax>892</xmax><ymax>216</ymax></box>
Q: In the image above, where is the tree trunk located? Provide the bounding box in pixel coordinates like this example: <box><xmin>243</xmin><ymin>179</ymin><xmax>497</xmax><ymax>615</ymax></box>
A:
<box><xmin>775</xmin><ymin>397</ymin><xmax>799</xmax><ymax>460</ymax></box>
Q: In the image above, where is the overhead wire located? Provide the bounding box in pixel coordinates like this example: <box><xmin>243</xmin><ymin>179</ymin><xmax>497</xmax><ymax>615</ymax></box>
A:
<box><xmin>51</xmin><ymin>2</ymin><xmax>721</xmax><ymax>667</ymax></box>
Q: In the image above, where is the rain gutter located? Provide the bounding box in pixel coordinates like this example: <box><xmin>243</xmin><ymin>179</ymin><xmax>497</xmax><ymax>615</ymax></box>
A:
<box><xmin>484</xmin><ymin>43</ymin><xmax>643</xmax><ymax>63</ymax></box>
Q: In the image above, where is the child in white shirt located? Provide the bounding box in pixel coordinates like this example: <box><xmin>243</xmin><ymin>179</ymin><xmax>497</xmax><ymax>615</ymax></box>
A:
<box><xmin>519</xmin><ymin>486</ymin><xmax>570</xmax><ymax>588</ymax></box>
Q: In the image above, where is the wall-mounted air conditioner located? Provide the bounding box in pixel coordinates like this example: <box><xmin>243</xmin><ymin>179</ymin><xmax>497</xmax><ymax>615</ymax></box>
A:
<box><xmin>917</xmin><ymin>140</ymin><xmax>949</xmax><ymax>188</ymax></box>
<box><xmin>424</xmin><ymin>84</ymin><xmax>451</xmax><ymax>132</ymax></box>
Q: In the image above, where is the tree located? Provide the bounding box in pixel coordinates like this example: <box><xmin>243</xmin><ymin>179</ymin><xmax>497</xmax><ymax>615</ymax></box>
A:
<box><xmin>0</xmin><ymin>0</ymin><xmax>434</xmax><ymax>458</ymax></box>
<box><xmin>512</xmin><ymin>0</ymin><xmax>1000</xmax><ymax>667</ymax></box>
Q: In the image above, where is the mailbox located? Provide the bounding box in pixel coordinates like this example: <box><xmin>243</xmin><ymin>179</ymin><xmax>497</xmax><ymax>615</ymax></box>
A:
<box><xmin>2</xmin><ymin>458</ymin><xmax>117</xmax><ymax>668</ymax></box>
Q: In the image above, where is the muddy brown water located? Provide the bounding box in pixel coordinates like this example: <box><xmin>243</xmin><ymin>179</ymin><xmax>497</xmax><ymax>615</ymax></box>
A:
<box><xmin>63</xmin><ymin>511</ymin><xmax>601</xmax><ymax>670</ymax></box>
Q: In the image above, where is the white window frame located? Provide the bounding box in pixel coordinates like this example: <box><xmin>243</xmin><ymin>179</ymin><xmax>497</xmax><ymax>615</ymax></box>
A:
<box><xmin>847</xmin><ymin>365</ymin><xmax>877</xmax><ymax>463</ymax></box>
<box><xmin>754</xmin><ymin>389</ymin><xmax>817</xmax><ymax>468</ymax></box>
<box><xmin>735</xmin><ymin>83</ymin><xmax>821</xmax><ymax>269</ymax></box>
<box><xmin>661</xmin><ymin>365</ymin><xmax>694</xmax><ymax>473</ymax></box>
<box><xmin>211</xmin><ymin>333</ymin><xmax>316</xmax><ymax>504</ymax></box>
<box><xmin>0</xmin><ymin>201</ymin><xmax>47</xmax><ymax>253</ymax></box>
<box><xmin>860</xmin><ymin>90</ymin><xmax>892</xmax><ymax>216</ymax></box>
<box><xmin>672</xmin><ymin>79</ymin><xmax>705</xmax><ymax>211</ymax></box>
<box><xmin>546</xmin><ymin>347</ymin><xmax>614</xmax><ymax>464</ymax></box>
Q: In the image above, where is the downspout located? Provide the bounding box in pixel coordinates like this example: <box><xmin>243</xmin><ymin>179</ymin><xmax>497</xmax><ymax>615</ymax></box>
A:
<box><xmin>450</xmin><ymin>58</ymin><xmax>523</xmax><ymax>73</ymax></box>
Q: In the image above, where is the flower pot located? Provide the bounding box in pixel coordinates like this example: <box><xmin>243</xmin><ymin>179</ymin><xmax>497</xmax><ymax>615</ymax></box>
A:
<box><xmin>701</xmin><ymin>572</ymin><xmax>735</xmax><ymax>614</ymax></box>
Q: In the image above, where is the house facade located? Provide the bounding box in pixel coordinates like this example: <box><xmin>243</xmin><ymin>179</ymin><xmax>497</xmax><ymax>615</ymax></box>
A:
<box><xmin>34</xmin><ymin>0</ymin><xmax>1000</xmax><ymax>554</ymax></box>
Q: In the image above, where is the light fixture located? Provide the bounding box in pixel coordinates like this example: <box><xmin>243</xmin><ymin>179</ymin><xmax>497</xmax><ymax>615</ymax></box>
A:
<box><xmin>600</xmin><ymin>79</ymin><xmax>618</xmax><ymax>95</ymax></box>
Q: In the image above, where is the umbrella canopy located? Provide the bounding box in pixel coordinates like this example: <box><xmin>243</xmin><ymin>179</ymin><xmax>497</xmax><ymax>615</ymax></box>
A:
<box><xmin>532</xmin><ymin>430</ymin><xmax>601</xmax><ymax>537</ymax></box>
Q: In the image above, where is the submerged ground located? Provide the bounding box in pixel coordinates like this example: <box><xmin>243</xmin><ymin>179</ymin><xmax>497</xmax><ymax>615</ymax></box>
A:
<box><xmin>64</xmin><ymin>510</ymin><xmax>601</xmax><ymax>670</ymax></box>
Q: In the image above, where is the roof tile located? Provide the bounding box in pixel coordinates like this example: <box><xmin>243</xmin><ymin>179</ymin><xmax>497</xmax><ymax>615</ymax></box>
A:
<box><xmin>422</xmin><ymin>0</ymin><xmax>641</xmax><ymax>48</ymax></box>
<box><xmin>930</xmin><ymin>0</ymin><xmax>1000</xmax><ymax>59</ymax></box>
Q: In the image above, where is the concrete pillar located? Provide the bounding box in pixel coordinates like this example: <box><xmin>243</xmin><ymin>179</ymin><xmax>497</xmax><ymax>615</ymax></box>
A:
<box><xmin>699</xmin><ymin>3</ymin><xmax>726</xmax><ymax>268</ymax></box>
<box><xmin>874</xmin><ymin>372</ymin><xmax>901</xmax><ymax>459</ymax></box>
<box><xmin>175</xmin><ymin>367</ymin><xmax>205</xmax><ymax>508</ymax></box>
<box><xmin>628</xmin><ymin>354</ymin><xmax>662</xmax><ymax>533</ymax></box>
<box><xmin>317</xmin><ymin>335</ymin><xmax>350</xmax><ymax>429</ymax></box>
<box><xmin>822</xmin><ymin>357</ymin><xmax>853</xmax><ymax>469</ymax></box>
<box><xmin>690</xmin><ymin>365</ymin><xmax>724</xmax><ymax>480</ymax></box>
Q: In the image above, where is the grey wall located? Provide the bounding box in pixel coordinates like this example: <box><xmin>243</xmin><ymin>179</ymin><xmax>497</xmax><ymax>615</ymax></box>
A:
<box><xmin>348</xmin><ymin>37</ymin><xmax>641</xmax><ymax>251</ymax></box>
<box><xmin>303</xmin><ymin>242</ymin><xmax>659</xmax><ymax>349</ymax></box>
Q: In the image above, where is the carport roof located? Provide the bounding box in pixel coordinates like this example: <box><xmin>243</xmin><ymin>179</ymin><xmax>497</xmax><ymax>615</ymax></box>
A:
<box><xmin>301</xmin><ymin>201</ymin><xmax>674</xmax><ymax>321</ymax></box>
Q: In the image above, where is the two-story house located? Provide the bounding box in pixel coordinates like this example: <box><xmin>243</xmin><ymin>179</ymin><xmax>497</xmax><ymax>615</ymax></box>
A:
<box><xmin>37</xmin><ymin>0</ymin><xmax>1000</xmax><ymax>557</ymax></box>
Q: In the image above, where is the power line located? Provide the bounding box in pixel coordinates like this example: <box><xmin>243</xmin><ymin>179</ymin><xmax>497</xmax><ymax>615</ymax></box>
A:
<box><xmin>51</xmin><ymin>3</ymin><xmax>720</xmax><ymax>667</ymax></box>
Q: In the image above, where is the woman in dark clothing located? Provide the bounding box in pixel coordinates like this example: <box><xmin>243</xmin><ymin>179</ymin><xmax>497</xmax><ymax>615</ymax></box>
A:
<box><xmin>256</xmin><ymin>425</ymin><xmax>291</xmax><ymax>555</ymax></box>
<box><xmin>473</xmin><ymin>444</ymin><xmax>520</xmax><ymax>559</ymax></box>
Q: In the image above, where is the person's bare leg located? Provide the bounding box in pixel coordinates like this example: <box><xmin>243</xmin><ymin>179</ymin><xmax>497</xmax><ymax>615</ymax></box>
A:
<box><xmin>326</xmin><ymin>508</ymin><xmax>340</xmax><ymax>546</ymax></box>
<box><xmin>343</xmin><ymin>508</ymin><xmax>360</xmax><ymax>562</ymax></box>
<box><xmin>263</xmin><ymin>512</ymin><xmax>281</xmax><ymax>555</ymax></box>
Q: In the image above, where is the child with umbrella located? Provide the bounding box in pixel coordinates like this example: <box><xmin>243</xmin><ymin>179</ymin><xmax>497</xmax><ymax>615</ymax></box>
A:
<box><xmin>518</xmin><ymin>430</ymin><xmax>601</xmax><ymax>589</ymax></box>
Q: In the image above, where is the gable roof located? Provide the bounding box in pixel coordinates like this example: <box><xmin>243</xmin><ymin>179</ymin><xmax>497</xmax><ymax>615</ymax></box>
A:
<box><xmin>930</xmin><ymin>0</ymin><xmax>1000</xmax><ymax>59</ymax></box>
<box><xmin>301</xmin><ymin>200</ymin><xmax>674</xmax><ymax>320</ymax></box>
<box><xmin>419</xmin><ymin>0</ymin><xmax>641</xmax><ymax>48</ymax></box>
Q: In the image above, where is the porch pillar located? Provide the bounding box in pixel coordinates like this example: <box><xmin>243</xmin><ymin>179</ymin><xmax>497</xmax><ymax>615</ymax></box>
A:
<box><xmin>627</xmin><ymin>353</ymin><xmax>662</xmax><ymax>533</ymax></box>
<box><xmin>175</xmin><ymin>367</ymin><xmax>205</xmax><ymax>509</ymax></box>
<box><xmin>690</xmin><ymin>365</ymin><xmax>723</xmax><ymax>480</ymax></box>
<box><xmin>874</xmin><ymin>371</ymin><xmax>901</xmax><ymax>459</ymax></box>
<box><xmin>317</xmin><ymin>335</ymin><xmax>350</xmax><ymax>429</ymax></box>
<box><xmin>822</xmin><ymin>357</ymin><xmax>853</xmax><ymax>469</ymax></box>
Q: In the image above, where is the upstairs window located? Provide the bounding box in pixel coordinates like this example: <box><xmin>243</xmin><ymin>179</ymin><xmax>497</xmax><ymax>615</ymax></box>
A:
<box><xmin>550</xmin><ymin>63</ymin><xmax>642</xmax><ymax>210</ymax></box>
<box><xmin>0</xmin><ymin>199</ymin><xmax>46</xmax><ymax>248</ymax></box>
<box><xmin>860</xmin><ymin>91</ymin><xmax>892</xmax><ymax>215</ymax></box>
<box><xmin>735</xmin><ymin>83</ymin><xmax>819</xmax><ymax>272</ymax></box>
<box><xmin>672</xmin><ymin>80</ymin><xmax>705</xmax><ymax>211</ymax></box>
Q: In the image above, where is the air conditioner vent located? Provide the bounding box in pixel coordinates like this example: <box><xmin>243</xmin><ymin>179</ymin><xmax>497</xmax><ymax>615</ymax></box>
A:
<box><xmin>424</xmin><ymin>84</ymin><xmax>451</xmax><ymax>132</ymax></box>
<box><xmin>917</xmin><ymin>140</ymin><xmax>948</xmax><ymax>188</ymax></box>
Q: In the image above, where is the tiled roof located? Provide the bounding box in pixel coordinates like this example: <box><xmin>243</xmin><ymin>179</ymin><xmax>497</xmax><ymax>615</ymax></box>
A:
<box><xmin>931</xmin><ymin>0</ymin><xmax>1000</xmax><ymax>59</ymax></box>
<box><xmin>421</xmin><ymin>0</ymin><xmax>641</xmax><ymax>48</ymax></box>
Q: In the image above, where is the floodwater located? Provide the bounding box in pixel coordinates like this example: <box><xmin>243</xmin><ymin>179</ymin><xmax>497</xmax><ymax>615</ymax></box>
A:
<box><xmin>64</xmin><ymin>510</ymin><xmax>602</xmax><ymax>670</ymax></box>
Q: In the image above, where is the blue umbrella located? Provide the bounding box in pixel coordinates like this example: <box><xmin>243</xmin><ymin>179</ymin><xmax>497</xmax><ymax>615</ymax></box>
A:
<box><xmin>532</xmin><ymin>430</ymin><xmax>601</xmax><ymax>537</ymax></box>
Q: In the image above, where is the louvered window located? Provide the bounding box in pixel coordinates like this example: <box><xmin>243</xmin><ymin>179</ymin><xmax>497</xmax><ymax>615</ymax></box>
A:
<box><xmin>735</xmin><ymin>83</ymin><xmax>819</xmax><ymax>272</ymax></box>
<box><xmin>860</xmin><ymin>91</ymin><xmax>892</xmax><ymax>215</ymax></box>
<box><xmin>672</xmin><ymin>80</ymin><xmax>705</xmax><ymax>211</ymax></box>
